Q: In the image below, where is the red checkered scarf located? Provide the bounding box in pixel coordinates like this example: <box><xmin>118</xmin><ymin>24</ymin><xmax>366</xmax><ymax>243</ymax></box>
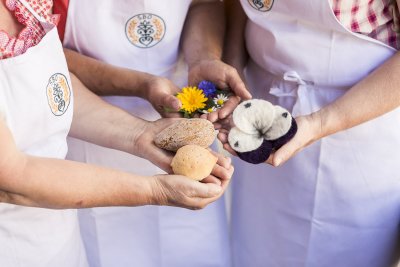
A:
<box><xmin>332</xmin><ymin>0</ymin><xmax>400</xmax><ymax>50</ymax></box>
<box><xmin>0</xmin><ymin>0</ymin><xmax>59</xmax><ymax>59</ymax></box>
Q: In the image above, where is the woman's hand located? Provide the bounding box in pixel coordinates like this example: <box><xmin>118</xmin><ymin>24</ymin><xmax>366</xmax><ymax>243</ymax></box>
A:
<box><xmin>217</xmin><ymin>113</ymin><xmax>323</xmax><ymax>167</ymax></box>
<box><xmin>202</xmin><ymin>150</ymin><xmax>234</xmax><ymax>189</ymax></box>
<box><xmin>150</xmin><ymin>174</ymin><xmax>222</xmax><ymax>210</ymax></box>
<box><xmin>265</xmin><ymin>114</ymin><xmax>322</xmax><ymax>166</ymax></box>
<box><xmin>132</xmin><ymin>118</ymin><xmax>182</xmax><ymax>173</ymax></box>
<box><xmin>151</xmin><ymin>153</ymin><xmax>233</xmax><ymax>210</ymax></box>
<box><xmin>189</xmin><ymin>59</ymin><xmax>251</xmax><ymax>122</ymax></box>
<box><xmin>145</xmin><ymin>76</ymin><xmax>183</xmax><ymax>118</ymax></box>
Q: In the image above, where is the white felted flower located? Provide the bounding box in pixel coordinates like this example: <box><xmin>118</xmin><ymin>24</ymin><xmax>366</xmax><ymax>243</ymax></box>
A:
<box><xmin>233</xmin><ymin>99</ymin><xmax>275</xmax><ymax>135</ymax></box>
<box><xmin>213</xmin><ymin>94</ymin><xmax>229</xmax><ymax>107</ymax></box>
<box><xmin>228</xmin><ymin>127</ymin><xmax>264</xmax><ymax>153</ymax></box>
<box><xmin>263</xmin><ymin>105</ymin><xmax>293</xmax><ymax>140</ymax></box>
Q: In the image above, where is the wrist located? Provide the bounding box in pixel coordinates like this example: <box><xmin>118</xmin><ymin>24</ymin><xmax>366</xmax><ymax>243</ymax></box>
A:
<box><xmin>116</xmin><ymin>116</ymin><xmax>149</xmax><ymax>156</ymax></box>
<box><xmin>143</xmin><ymin>75</ymin><xmax>167</xmax><ymax>101</ymax></box>
<box><xmin>121</xmin><ymin>174</ymin><xmax>157</xmax><ymax>206</ymax></box>
<box><xmin>315</xmin><ymin>100</ymin><xmax>351</xmax><ymax>139</ymax></box>
<box><xmin>148</xmin><ymin>175</ymin><xmax>168</xmax><ymax>206</ymax></box>
<box><xmin>187</xmin><ymin>52</ymin><xmax>222</xmax><ymax>70</ymax></box>
<box><xmin>112</xmin><ymin>68</ymin><xmax>155</xmax><ymax>98</ymax></box>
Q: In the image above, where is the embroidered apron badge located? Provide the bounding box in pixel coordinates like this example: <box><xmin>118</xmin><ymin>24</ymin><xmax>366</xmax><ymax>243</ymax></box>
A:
<box><xmin>248</xmin><ymin>0</ymin><xmax>274</xmax><ymax>11</ymax></box>
<box><xmin>125</xmin><ymin>13</ymin><xmax>166</xmax><ymax>48</ymax></box>
<box><xmin>46</xmin><ymin>73</ymin><xmax>71</xmax><ymax>116</ymax></box>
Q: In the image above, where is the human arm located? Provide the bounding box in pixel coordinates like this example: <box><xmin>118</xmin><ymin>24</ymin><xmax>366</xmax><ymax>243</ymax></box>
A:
<box><xmin>218</xmin><ymin>52</ymin><xmax>400</xmax><ymax>166</ymax></box>
<box><xmin>70</xmin><ymin>72</ymin><xmax>233</xmax><ymax>182</ymax></box>
<box><xmin>0</xmin><ymin>116</ymin><xmax>227</xmax><ymax>210</ymax></box>
<box><xmin>0</xmin><ymin>74</ymin><xmax>234</xmax><ymax>210</ymax></box>
<box><xmin>223</xmin><ymin>0</ymin><xmax>249</xmax><ymax>80</ymax></box>
<box><xmin>270</xmin><ymin>52</ymin><xmax>400</xmax><ymax>165</ymax></box>
<box><xmin>182</xmin><ymin>0</ymin><xmax>251</xmax><ymax>122</ymax></box>
<box><xmin>68</xmin><ymin>72</ymin><xmax>177</xmax><ymax>172</ymax></box>
<box><xmin>64</xmin><ymin>49</ymin><xmax>182</xmax><ymax>116</ymax></box>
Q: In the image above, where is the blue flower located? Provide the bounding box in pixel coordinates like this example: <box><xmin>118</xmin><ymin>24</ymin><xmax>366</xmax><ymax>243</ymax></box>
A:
<box><xmin>198</xmin><ymin>80</ymin><xmax>217</xmax><ymax>97</ymax></box>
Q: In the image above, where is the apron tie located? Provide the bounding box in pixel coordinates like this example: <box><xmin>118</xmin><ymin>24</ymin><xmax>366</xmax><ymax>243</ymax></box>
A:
<box><xmin>269</xmin><ymin>70</ymin><xmax>314</xmax><ymax>117</ymax></box>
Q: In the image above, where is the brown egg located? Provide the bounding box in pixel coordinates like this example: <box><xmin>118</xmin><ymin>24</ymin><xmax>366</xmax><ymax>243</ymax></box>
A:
<box><xmin>154</xmin><ymin>119</ymin><xmax>216</xmax><ymax>152</ymax></box>
<box><xmin>171</xmin><ymin>145</ymin><xmax>218</xmax><ymax>181</ymax></box>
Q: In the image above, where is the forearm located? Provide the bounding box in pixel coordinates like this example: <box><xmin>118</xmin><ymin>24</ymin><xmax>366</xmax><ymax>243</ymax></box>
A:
<box><xmin>0</xmin><ymin>119</ymin><xmax>153</xmax><ymax>209</ymax></box>
<box><xmin>2</xmin><ymin>156</ymin><xmax>154</xmax><ymax>209</ymax></box>
<box><xmin>182</xmin><ymin>1</ymin><xmax>225</xmax><ymax>67</ymax></box>
<box><xmin>69</xmin><ymin>72</ymin><xmax>147</xmax><ymax>155</ymax></box>
<box><xmin>316</xmin><ymin>52</ymin><xmax>400</xmax><ymax>138</ymax></box>
<box><xmin>64</xmin><ymin>48</ymin><xmax>153</xmax><ymax>98</ymax></box>
<box><xmin>223</xmin><ymin>0</ymin><xmax>248</xmax><ymax>71</ymax></box>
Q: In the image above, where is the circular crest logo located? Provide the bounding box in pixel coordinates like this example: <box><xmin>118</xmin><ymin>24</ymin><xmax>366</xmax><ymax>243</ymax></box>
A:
<box><xmin>125</xmin><ymin>13</ymin><xmax>166</xmax><ymax>48</ymax></box>
<box><xmin>46</xmin><ymin>73</ymin><xmax>71</xmax><ymax>116</ymax></box>
<box><xmin>248</xmin><ymin>0</ymin><xmax>274</xmax><ymax>12</ymax></box>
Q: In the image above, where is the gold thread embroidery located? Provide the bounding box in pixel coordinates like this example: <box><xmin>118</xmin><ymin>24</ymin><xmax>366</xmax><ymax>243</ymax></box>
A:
<box><xmin>153</xmin><ymin>18</ymin><xmax>164</xmax><ymax>41</ymax></box>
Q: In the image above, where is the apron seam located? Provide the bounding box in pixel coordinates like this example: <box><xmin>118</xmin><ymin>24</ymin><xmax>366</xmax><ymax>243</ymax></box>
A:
<box><xmin>343</xmin><ymin>130</ymin><xmax>376</xmax><ymax>200</ymax></box>
<box><xmin>303</xmin><ymin>139</ymin><xmax>324</xmax><ymax>267</ymax></box>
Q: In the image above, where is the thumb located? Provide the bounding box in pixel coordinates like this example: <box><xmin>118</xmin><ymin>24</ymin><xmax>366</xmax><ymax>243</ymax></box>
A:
<box><xmin>272</xmin><ymin>141</ymin><xmax>298</xmax><ymax>167</ymax></box>
<box><xmin>225</xmin><ymin>69</ymin><xmax>252</xmax><ymax>100</ymax></box>
<box><xmin>200</xmin><ymin>183</ymin><xmax>223</xmax><ymax>198</ymax></box>
<box><xmin>162</xmin><ymin>94</ymin><xmax>182</xmax><ymax>111</ymax></box>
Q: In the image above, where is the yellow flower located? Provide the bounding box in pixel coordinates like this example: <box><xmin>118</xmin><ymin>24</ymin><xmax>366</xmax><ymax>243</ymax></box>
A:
<box><xmin>176</xmin><ymin>86</ymin><xmax>207</xmax><ymax>114</ymax></box>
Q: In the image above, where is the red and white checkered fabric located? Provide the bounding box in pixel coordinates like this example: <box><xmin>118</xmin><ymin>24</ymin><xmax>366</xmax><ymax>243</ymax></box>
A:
<box><xmin>332</xmin><ymin>0</ymin><xmax>400</xmax><ymax>50</ymax></box>
<box><xmin>0</xmin><ymin>0</ymin><xmax>59</xmax><ymax>59</ymax></box>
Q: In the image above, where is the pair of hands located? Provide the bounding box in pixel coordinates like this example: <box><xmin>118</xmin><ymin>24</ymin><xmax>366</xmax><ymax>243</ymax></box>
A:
<box><xmin>216</xmin><ymin>113</ymin><xmax>323</xmax><ymax>167</ymax></box>
<box><xmin>130</xmin><ymin>59</ymin><xmax>246</xmax><ymax>210</ymax></box>
<box><xmin>143</xmin><ymin>59</ymin><xmax>322</xmax><ymax>167</ymax></box>
<box><xmin>135</xmin><ymin>59</ymin><xmax>323</xmax><ymax>209</ymax></box>
<box><xmin>145</xmin><ymin>59</ymin><xmax>251</xmax><ymax>120</ymax></box>
<box><xmin>133</xmin><ymin>117</ymin><xmax>233</xmax><ymax>210</ymax></box>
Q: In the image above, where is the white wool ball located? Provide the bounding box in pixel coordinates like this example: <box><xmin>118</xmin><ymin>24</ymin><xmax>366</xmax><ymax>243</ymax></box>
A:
<box><xmin>264</xmin><ymin>105</ymin><xmax>293</xmax><ymax>140</ymax></box>
<box><xmin>228</xmin><ymin>127</ymin><xmax>264</xmax><ymax>153</ymax></box>
<box><xmin>233</xmin><ymin>99</ymin><xmax>275</xmax><ymax>135</ymax></box>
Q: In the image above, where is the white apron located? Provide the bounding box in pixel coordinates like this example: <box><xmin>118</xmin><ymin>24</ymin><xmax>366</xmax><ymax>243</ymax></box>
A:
<box><xmin>0</xmin><ymin>1</ymin><xmax>87</xmax><ymax>266</ymax></box>
<box><xmin>64</xmin><ymin>1</ymin><xmax>231</xmax><ymax>267</ymax></box>
<box><xmin>231</xmin><ymin>0</ymin><xmax>400</xmax><ymax>266</ymax></box>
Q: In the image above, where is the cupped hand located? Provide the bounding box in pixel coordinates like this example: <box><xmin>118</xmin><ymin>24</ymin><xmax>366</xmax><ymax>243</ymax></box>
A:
<box><xmin>133</xmin><ymin>118</ymin><xmax>183</xmax><ymax>172</ymax></box>
<box><xmin>266</xmin><ymin>113</ymin><xmax>322</xmax><ymax>166</ymax></box>
<box><xmin>145</xmin><ymin>76</ymin><xmax>183</xmax><ymax>118</ymax></box>
<box><xmin>151</xmin><ymin>151</ymin><xmax>234</xmax><ymax>210</ymax></box>
<box><xmin>189</xmin><ymin>59</ymin><xmax>251</xmax><ymax>122</ymax></box>
<box><xmin>217</xmin><ymin>113</ymin><xmax>323</xmax><ymax>167</ymax></box>
<box><xmin>201</xmin><ymin>150</ymin><xmax>234</xmax><ymax>189</ymax></box>
<box><xmin>151</xmin><ymin>174</ymin><xmax>223</xmax><ymax>210</ymax></box>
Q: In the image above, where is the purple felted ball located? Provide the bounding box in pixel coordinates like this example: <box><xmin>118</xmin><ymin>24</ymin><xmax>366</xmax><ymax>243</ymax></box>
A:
<box><xmin>198</xmin><ymin>80</ymin><xmax>217</xmax><ymax>97</ymax></box>
<box><xmin>271</xmin><ymin>118</ymin><xmax>298</xmax><ymax>150</ymax></box>
<box><xmin>237</xmin><ymin>139</ymin><xmax>273</xmax><ymax>164</ymax></box>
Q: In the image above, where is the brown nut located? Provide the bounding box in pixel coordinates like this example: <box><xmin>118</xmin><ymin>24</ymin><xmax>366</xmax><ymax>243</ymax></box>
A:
<box><xmin>171</xmin><ymin>145</ymin><xmax>218</xmax><ymax>181</ymax></box>
<box><xmin>155</xmin><ymin>119</ymin><xmax>216</xmax><ymax>152</ymax></box>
